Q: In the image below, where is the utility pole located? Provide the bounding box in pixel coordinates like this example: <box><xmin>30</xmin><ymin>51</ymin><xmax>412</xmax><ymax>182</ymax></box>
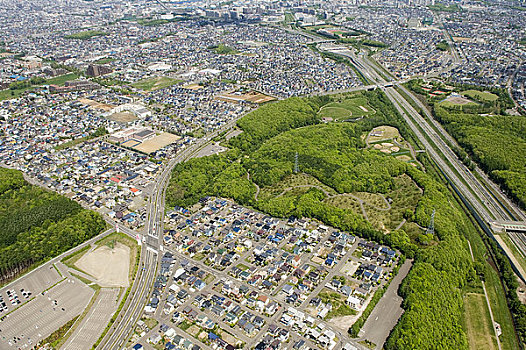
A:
<box><xmin>294</xmin><ymin>152</ymin><xmax>299</xmax><ymax>173</ymax></box>
<box><xmin>426</xmin><ymin>209</ymin><xmax>435</xmax><ymax>236</ymax></box>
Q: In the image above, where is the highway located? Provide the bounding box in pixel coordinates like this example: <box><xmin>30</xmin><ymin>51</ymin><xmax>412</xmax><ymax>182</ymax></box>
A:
<box><xmin>97</xmin><ymin>116</ymin><xmax>246</xmax><ymax>349</ymax></box>
<box><xmin>324</xmin><ymin>46</ymin><xmax>524</xmax><ymax>224</ymax></box>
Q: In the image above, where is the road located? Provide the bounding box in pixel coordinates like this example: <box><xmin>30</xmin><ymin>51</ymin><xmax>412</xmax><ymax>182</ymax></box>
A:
<box><xmin>324</xmin><ymin>46</ymin><xmax>524</xmax><ymax>223</ymax></box>
<box><xmin>97</xmin><ymin>116</ymin><xmax>248</xmax><ymax>349</ymax></box>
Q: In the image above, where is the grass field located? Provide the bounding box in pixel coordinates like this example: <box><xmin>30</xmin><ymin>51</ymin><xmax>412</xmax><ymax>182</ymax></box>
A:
<box><xmin>0</xmin><ymin>72</ymin><xmax>79</xmax><ymax>101</ymax></box>
<box><xmin>94</xmin><ymin>58</ymin><xmax>116</xmax><ymax>64</ymax></box>
<box><xmin>318</xmin><ymin>106</ymin><xmax>351</xmax><ymax>120</ymax></box>
<box><xmin>132</xmin><ymin>76</ymin><xmax>182</xmax><ymax>91</ymax></box>
<box><xmin>463</xmin><ymin>293</ymin><xmax>498</xmax><ymax>350</ymax></box>
<box><xmin>318</xmin><ymin>96</ymin><xmax>376</xmax><ymax>121</ymax></box>
<box><xmin>46</xmin><ymin>73</ymin><xmax>80</xmax><ymax>86</ymax></box>
<box><xmin>65</xmin><ymin>30</ymin><xmax>108</xmax><ymax>40</ymax></box>
<box><xmin>462</xmin><ymin>90</ymin><xmax>499</xmax><ymax>102</ymax></box>
<box><xmin>484</xmin><ymin>264</ymin><xmax>520</xmax><ymax>350</ymax></box>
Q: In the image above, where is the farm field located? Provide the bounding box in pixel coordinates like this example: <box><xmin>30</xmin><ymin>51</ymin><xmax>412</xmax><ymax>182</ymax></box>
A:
<box><xmin>463</xmin><ymin>293</ymin><xmax>498</xmax><ymax>350</ymax></box>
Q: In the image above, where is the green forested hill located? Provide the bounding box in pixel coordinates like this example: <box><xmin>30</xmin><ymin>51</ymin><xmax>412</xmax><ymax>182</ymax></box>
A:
<box><xmin>164</xmin><ymin>90</ymin><xmax>516</xmax><ymax>349</ymax></box>
<box><xmin>0</xmin><ymin>167</ymin><xmax>106</xmax><ymax>284</ymax></box>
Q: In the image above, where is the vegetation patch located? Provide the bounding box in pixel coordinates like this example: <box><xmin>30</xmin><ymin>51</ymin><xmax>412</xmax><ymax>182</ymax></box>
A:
<box><xmin>463</xmin><ymin>293</ymin><xmax>498</xmax><ymax>350</ymax></box>
<box><xmin>40</xmin><ymin>315</ymin><xmax>80</xmax><ymax>348</ymax></box>
<box><xmin>462</xmin><ymin>90</ymin><xmax>499</xmax><ymax>102</ymax></box>
<box><xmin>208</xmin><ymin>43</ymin><xmax>238</xmax><ymax>55</ymax></box>
<box><xmin>65</xmin><ymin>30</ymin><xmax>108</xmax><ymax>40</ymax></box>
<box><xmin>319</xmin><ymin>290</ymin><xmax>357</xmax><ymax>319</ymax></box>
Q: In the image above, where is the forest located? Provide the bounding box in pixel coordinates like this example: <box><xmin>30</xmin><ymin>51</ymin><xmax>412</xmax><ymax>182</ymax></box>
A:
<box><xmin>164</xmin><ymin>90</ymin><xmax>499</xmax><ymax>348</ymax></box>
<box><xmin>0</xmin><ymin>168</ymin><xmax>106</xmax><ymax>284</ymax></box>
<box><xmin>406</xmin><ymin>79</ymin><xmax>526</xmax><ymax>209</ymax></box>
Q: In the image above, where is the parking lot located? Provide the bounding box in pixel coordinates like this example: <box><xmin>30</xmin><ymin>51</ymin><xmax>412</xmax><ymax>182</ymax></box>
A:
<box><xmin>0</xmin><ymin>278</ymin><xmax>93</xmax><ymax>349</ymax></box>
<box><xmin>0</xmin><ymin>265</ymin><xmax>62</xmax><ymax>315</ymax></box>
<box><xmin>62</xmin><ymin>287</ymin><xmax>120</xmax><ymax>350</ymax></box>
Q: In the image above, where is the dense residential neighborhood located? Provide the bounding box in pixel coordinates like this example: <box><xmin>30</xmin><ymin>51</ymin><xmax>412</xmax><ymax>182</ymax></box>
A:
<box><xmin>0</xmin><ymin>0</ymin><xmax>525</xmax><ymax>350</ymax></box>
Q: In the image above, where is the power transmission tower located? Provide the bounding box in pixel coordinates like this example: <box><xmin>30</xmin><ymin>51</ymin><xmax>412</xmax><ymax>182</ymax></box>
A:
<box><xmin>426</xmin><ymin>209</ymin><xmax>435</xmax><ymax>236</ymax></box>
<box><xmin>294</xmin><ymin>152</ymin><xmax>299</xmax><ymax>173</ymax></box>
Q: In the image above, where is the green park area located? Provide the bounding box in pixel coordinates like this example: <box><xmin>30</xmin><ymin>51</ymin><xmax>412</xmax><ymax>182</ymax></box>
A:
<box><xmin>164</xmin><ymin>89</ymin><xmax>522</xmax><ymax>349</ymax></box>
<box><xmin>132</xmin><ymin>76</ymin><xmax>182</xmax><ymax>91</ymax></box>
<box><xmin>462</xmin><ymin>89</ymin><xmax>499</xmax><ymax>102</ymax></box>
<box><xmin>94</xmin><ymin>57</ymin><xmax>116</xmax><ymax>64</ymax></box>
<box><xmin>317</xmin><ymin>96</ymin><xmax>376</xmax><ymax>121</ymax></box>
<box><xmin>64</xmin><ymin>30</ymin><xmax>108</xmax><ymax>40</ymax></box>
<box><xmin>208</xmin><ymin>43</ymin><xmax>238</xmax><ymax>55</ymax></box>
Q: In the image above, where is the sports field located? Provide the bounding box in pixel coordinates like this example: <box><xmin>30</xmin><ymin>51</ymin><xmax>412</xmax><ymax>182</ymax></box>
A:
<box><xmin>318</xmin><ymin>97</ymin><xmax>376</xmax><ymax>121</ymax></box>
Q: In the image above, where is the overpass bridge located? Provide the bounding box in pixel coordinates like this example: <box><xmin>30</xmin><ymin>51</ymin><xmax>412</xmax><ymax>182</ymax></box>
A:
<box><xmin>491</xmin><ymin>221</ymin><xmax>526</xmax><ymax>233</ymax></box>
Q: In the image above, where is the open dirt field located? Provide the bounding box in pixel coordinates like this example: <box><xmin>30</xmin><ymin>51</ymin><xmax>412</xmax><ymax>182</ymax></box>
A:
<box><xmin>440</xmin><ymin>95</ymin><xmax>476</xmax><ymax>106</ymax></box>
<box><xmin>216</xmin><ymin>91</ymin><xmax>276</xmax><ymax>104</ymax></box>
<box><xmin>78</xmin><ymin>98</ymin><xmax>114</xmax><ymax>112</ymax></box>
<box><xmin>133</xmin><ymin>132</ymin><xmax>180</xmax><ymax>153</ymax></box>
<box><xmin>183</xmin><ymin>84</ymin><xmax>204</xmax><ymax>90</ymax></box>
<box><xmin>75</xmin><ymin>243</ymin><xmax>130</xmax><ymax>287</ymax></box>
<box><xmin>107</xmin><ymin>111</ymin><xmax>137</xmax><ymax>123</ymax></box>
<box><xmin>368</xmin><ymin>126</ymin><xmax>400</xmax><ymax>144</ymax></box>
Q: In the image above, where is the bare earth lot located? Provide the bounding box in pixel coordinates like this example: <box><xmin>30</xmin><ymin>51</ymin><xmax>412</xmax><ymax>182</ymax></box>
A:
<box><xmin>75</xmin><ymin>243</ymin><xmax>130</xmax><ymax>287</ymax></box>
<box><xmin>133</xmin><ymin>132</ymin><xmax>180</xmax><ymax>153</ymax></box>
